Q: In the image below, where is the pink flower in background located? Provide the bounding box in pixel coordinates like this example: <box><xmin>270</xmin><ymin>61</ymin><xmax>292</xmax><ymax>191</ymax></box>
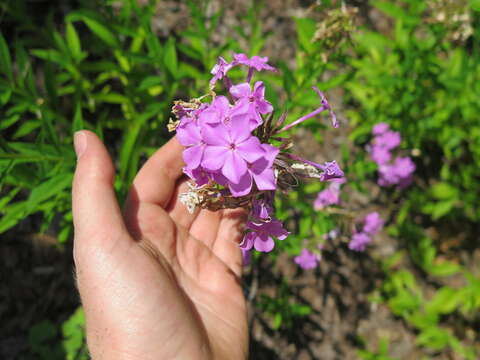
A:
<box><xmin>378</xmin><ymin>156</ymin><xmax>416</xmax><ymax>187</ymax></box>
<box><xmin>348</xmin><ymin>212</ymin><xmax>384</xmax><ymax>252</ymax></box>
<box><xmin>370</xmin><ymin>145</ymin><xmax>392</xmax><ymax>165</ymax></box>
<box><xmin>363</xmin><ymin>212</ymin><xmax>384</xmax><ymax>234</ymax></box>
<box><xmin>374</xmin><ymin>130</ymin><xmax>401</xmax><ymax>150</ymax></box>
<box><xmin>372</xmin><ymin>122</ymin><xmax>389</xmax><ymax>135</ymax></box>
<box><xmin>349</xmin><ymin>232</ymin><xmax>371</xmax><ymax>252</ymax></box>
<box><xmin>314</xmin><ymin>185</ymin><xmax>340</xmax><ymax>210</ymax></box>
<box><xmin>369</xmin><ymin>123</ymin><xmax>415</xmax><ymax>188</ymax></box>
<box><xmin>294</xmin><ymin>249</ymin><xmax>321</xmax><ymax>269</ymax></box>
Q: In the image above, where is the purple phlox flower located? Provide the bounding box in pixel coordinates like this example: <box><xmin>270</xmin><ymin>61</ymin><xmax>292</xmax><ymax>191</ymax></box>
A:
<box><xmin>210</xmin><ymin>56</ymin><xmax>233</xmax><ymax>88</ymax></box>
<box><xmin>228</xmin><ymin>144</ymin><xmax>279</xmax><ymax>197</ymax></box>
<box><xmin>229</xmin><ymin>81</ymin><xmax>273</xmax><ymax>130</ymax></box>
<box><xmin>370</xmin><ymin>145</ymin><xmax>392</xmax><ymax>165</ymax></box>
<box><xmin>241</xmin><ymin>219</ymin><xmax>289</xmax><ymax>252</ymax></box>
<box><xmin>252</xmin><ymin>198</ymin><xmax>274</xmax><ymax>221</ymax></box>
<box><xmin>392</xmin><ymin>156</ymin><xmax>416</xmax><ymax>178</ymax></box>
<box><xmin>183</xmin><ymin>166</ymin><xmax>210</xmax><ymax>187</ymax></box>
<box><xmin>285</xmin><ymin>153</ymin><xmax>345</xmax><ymax>182</ymax></box>
<box><xmin>363</xmin><ymin>212</ymin><xmax>384</xmax><ymax>235</ymax></box>
<box><xmin>378</xmin><ymin>156</ymin><xmax>415</xmax><ymax>187</ymax></box>
<box><xmin>277</xmin><ymin>87</ymin><xmax>338</xmax><ymax>133</ymax></box>
<box><xmin>198</xmin><ymin>96</ymin><xmax>251</xmax><ymax>127</ymax></box>
<box><xmin>233</xmin><ymin>53</ymin><xmax>276</xmax><ymax>83</ymax></box>
<box><xmin>372</xmin><ymin>122</ymin><xmax>389</xmax><ymax>135</ymax></box>
<box><xmin>319</xmin><ymin>160</ymin><xmax>344</xmax><ymax>181</ymax></box>
<box><xmin>294</xmin><ymin>248</ymin><xmax>321</xmax><ymax>270</ymax></box>
<box><xmin>201</xmin><ymin>115</ymin><xmax>266</xmax><ymax>191</ymax></box>
<box><xmin>233</xmin><ymin>53</ymin><xmax>276</xmax><ymax>72</ymax></box>
<box><xmin>313</xmin><ymin>86</ymin><xmax>338</xmax><ymax>128</ymax></box>
<box><xmin>374</xmin><ymin>130</ymin><xmax>401</xmax><ymax>150</ymax></box>
<box><xmin>349</xmin><ymin>232</ymin><xmax>371</xmax><ymax>252</ymax></box>
<box><xmin>314</xmin><ymin>185</ymin><xmax>340</xmax><ymax>210</ymax></box>
<box><xmin>378</xmin><ymin>164</ymin><xmax>397</xmax><ymax>186</ymax></box>
<box><xmin>176</xmin><ymin>121</ymin><xmax>205</xmax><ymax>170</ymax></box>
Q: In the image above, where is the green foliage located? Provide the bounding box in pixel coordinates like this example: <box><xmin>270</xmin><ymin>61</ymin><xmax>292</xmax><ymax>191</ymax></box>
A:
<box><xmin>376</xmin><ymin>256</ymin><xmax>480</xmax><ymax>358</ymax></box>
<box><xmin>258</xmin><ymin>281</ymin><xmax>312</xmax><ymax>329</ymax></box>
<box><xmin>0</xmin><ymin>0</ymin><xmax>239</xmax><ymax>239</ymax></box>
<box><xmin>346</xmin><ymin>0</ymin><xmax>480</xmax><ymax>223</ymax></box>
<box><xmin>357</xmin><ymin>337</ymin><xmax>398</xmax><ymax>360</ymax></box>
<box><xmin>28</xmin><ymin>307</ymin><xmax>87</xmax><ymax>359</ymax></box>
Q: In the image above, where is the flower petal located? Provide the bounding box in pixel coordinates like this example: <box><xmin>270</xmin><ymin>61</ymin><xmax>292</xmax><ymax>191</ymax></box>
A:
<box><xmin>254</xmin><ymin>233</ymin><xmax>275</xmax><ymax>252</ymax></box>
<box><xmin>202</xmin><ymin>146</ymin><xmax>228</xmax><ymax>170</ymax></box>
<box><xmin>229</xmin><ymin>171</ymin><xmax>253</xmax><ymax>197</ymax></box>
<box><xmin>202</xmin><ymin>123</ymin><xmax>229</xmax><ymax>146</ymax></box>
<box><xmin>240</xmin><ymin>232</ymin><xmax>255</xmax><ymax>250</ymax></box>
<box><xmin>252</xmin><ymin>167</ymin><xmax>276</xmax><ymax>190</ymax></box>
<box><xmin>222</xmin><ymin>151</ymin><xmax>247</xmax><ymax>184</ymax></box>
<box><xmin>182</xmin><ymin>145</ymin><xmax>203</xmax><ymax>169</ymax></box>
<box><xmin>176</xmin><ymin>122</ymin><xmax>201</xmax><ymax>146</ymax></box>
<box><xmin>230</xmin><ymin>82</ymin><xmax>252</xmax><ymax>99</ymax></box>
<box><xmin>236</xmin><ymin>136</ymin><xmax>265</xmax><ymax>163</ymax></box>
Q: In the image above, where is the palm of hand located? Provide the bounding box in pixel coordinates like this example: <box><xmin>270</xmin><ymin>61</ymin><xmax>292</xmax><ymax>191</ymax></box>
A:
<box><xmin>73</xmin><ymin>133</ymin><xmax>248</xmax><ymax>360</ymax></box>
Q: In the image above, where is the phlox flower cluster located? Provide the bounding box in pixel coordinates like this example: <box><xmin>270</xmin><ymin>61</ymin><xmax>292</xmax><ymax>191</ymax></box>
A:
<box><xmin>171</xmin><ymin>53</ymin><xmax>344</xmax><ymax>254</ymax></box>
<box><xmin>348</xmin><ymin>212</ymin><xmax>384</xmax><ymax>252</ymax></box>
<box><xmin>369</xmin><ymin>123</ymin><xmax>415</xmax><ymax>188</ymax></box>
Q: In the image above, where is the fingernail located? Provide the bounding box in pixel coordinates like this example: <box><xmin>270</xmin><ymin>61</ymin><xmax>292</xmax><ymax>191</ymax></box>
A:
<box><xmin>74</xmin><ymin>131</ymin><xmax>87</xmax><ymax>159</ymax></box>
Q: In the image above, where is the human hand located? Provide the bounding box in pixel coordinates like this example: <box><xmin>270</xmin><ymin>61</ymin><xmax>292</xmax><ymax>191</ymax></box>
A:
<box><xmin>72</xmin><ymin>131</ymin><xmax>248</xmax><ymax>360</ymax></box>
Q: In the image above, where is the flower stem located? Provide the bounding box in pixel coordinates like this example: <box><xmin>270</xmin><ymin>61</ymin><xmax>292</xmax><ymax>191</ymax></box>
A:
<box><xmin>246</xmin><ymin>68</ymin><xmax>254</xmax><ymax>83</ymax></box>
<box><xmin>275</xmin><ymin>106</ymin><xmax>327</xmax><ymax>134</ymax></box>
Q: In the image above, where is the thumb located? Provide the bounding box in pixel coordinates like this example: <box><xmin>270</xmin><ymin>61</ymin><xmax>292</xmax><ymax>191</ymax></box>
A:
<box><xmin>72</xmin><ymin>131</ymin><xmax>128</xmax><ymax>260</ymax></box>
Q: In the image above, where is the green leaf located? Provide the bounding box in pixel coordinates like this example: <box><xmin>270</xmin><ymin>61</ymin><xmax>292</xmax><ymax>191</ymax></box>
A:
<box><xmin>163</xmin><ymin>37</ymin><xmax>178</xmax><ymax>77</ymax></box>
<box><xmin>72</xmin><ymin>102</ymin><xmax>84</xmax><ymax>132</ymax></box>
<box><xmin>430</xmin><ymin>182</ymin><xmax>458</xmax><ymax>200</ymax></box>
<box><xmin>62</xmin><ymin>307</ymin><xmax>87</xmax><ymax>360</ymax></box>
<box><xmin>416</xmin><ymin>327</ymin><xmax>451</xmax><ymax>350</ymax></box>
<box><xmin>294</xmin><ymin>18</ymin><xmax>316</xmax><ymax>53</ymax></box>
<box><xmin>431</xmin><ymin>200</ymin><xmax>456</xmax><ymax>220</ymax></box>
<box><xmin>470</xmin><ymin>0</ymin><xmax>480</xmax><ymax>11</ymax></box>
<box><xmin>0</xmin><ymin>200</ymin><xmax>29</xmax><ymax>233</ymax></box>
<box><xmin>273</xmin><ymin>313</ymin><xmax>282</xmax><ymax>329</ymax></box>
<box><xmin>0</xmin><ymin>85</ymin><xmax>11</xmax><ymax>105</ymax></box>
<box><xmin>138</xmin><ymin>76</ymin><xmax>164</xmax><ymax>91</ymax></box>
<box><xmin>0</xmin><ymin>32</ymin><xmax>13</xmax><ymax>81</ymax></box>
<box><xmin>13</xmin><ymin>120</ymin><xmax>41</xmax><ymax>139</ymax></box>
<box><xmin>27</xmin><ymin>173</ymin><xmax>73</xmax><ymax>212</ymax></box>
<box><xmin>66</xmin><ymin>22</ymin><xmax>82</xmax><ymax>61</ymax></box>
<box><xmin>93</xmin><ymin>92</ymin><xmax>130</xmax><ymax>104</ymax></box>
<box><xmin>426</xmin><ymin>287</ymin><xmax>461</xmax><ymax>314</ymax></box>
<box><xmin>31</xmin><ymin>49</ymin><xmax>67</xmax><ymax>66</ymax></box>
<box><xmin>428</xmin><ymin>261</ymin><xmax>461</xmax><ymax>277</ymax></box>
<box><xmin>68</xmin><ymin>12</ymin><xmax>119</xmax><ymax>48</ymax></box>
